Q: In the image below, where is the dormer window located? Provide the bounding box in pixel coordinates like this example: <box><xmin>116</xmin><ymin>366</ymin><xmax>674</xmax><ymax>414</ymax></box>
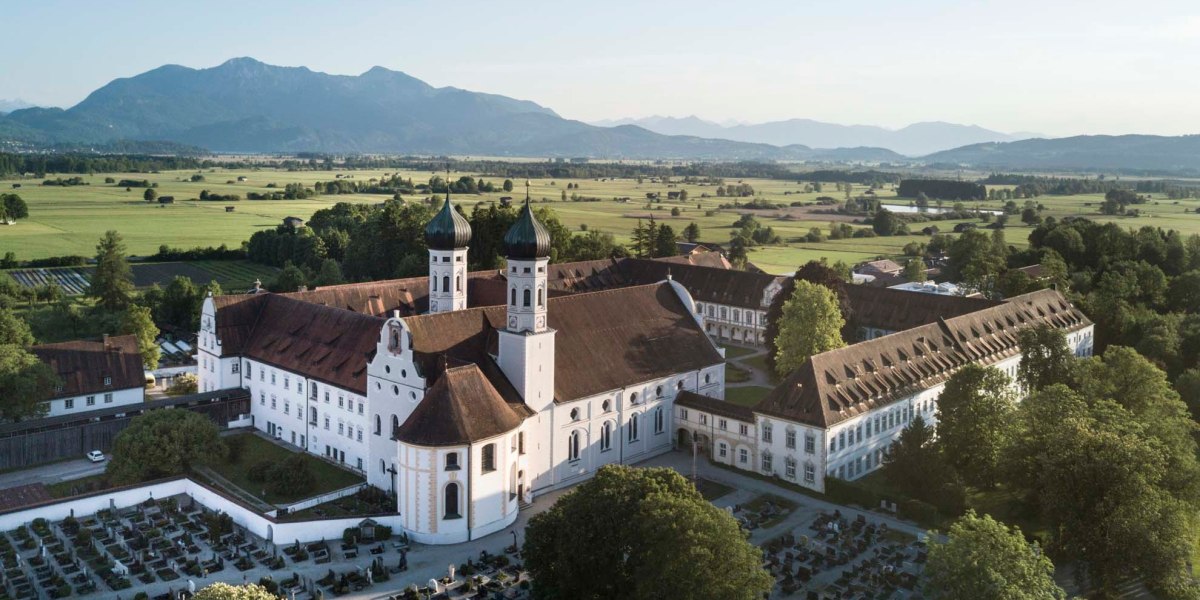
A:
<box><xmin>103</xmin><ymin>376</ymin><xmax>112</xmax><ymax>386</ymax></box>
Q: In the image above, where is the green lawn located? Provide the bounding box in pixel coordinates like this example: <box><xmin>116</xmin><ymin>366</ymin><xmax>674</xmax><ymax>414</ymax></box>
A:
<box><xmin>725</xmin><ymin>386</ymin><xmax>772</xmax><ymax>407</ymax></box>
<box><xmin>45</xmin><ymin>473</ymin><xmax>109</xmax><ymax>498</ymax></box>
<box><xmin>725</xmin><ymin>363</ymin><xmax>751</xmax><ymax>383</ymax></box>
<box><xmin>207</xmin><ymin>433</ymin><xmax>364</xmax><ymax>505</ymax></box>
<box><xmin>721</xmin><ymin>345</ymin><xmax>758</xmax><ymax>360</ymax></box>
<box><xmin>7</xmin><ymin>167</ymin><xmax>1196</xmax><ymax>272</ymax></box>
<box><xmin>740</xmin><ymin>353</ymin><xmax>775</xmax><ymax>381</ymax></box>
<box><xmin>692</xmin><ymin>477</ymin><xmax>735</xmax><ymax>501</ymax></box>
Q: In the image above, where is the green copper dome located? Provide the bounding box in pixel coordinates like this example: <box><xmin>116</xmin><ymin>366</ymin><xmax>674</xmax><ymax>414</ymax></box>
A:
<box><xmin>504</xmin><ymin>199</ymin><xmax>551</xmax><ymax>259</ymax></box>
<box><xmin>424</xmin><ymin>197</ymin><xmax>472</xmax><ymax>250</ymax></box>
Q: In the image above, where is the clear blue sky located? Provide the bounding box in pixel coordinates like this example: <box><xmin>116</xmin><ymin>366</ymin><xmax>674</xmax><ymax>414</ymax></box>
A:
<box><xmin>2</xmin><ymin>0</ymin><xmax>1197</xmax><ymax>136</ymax></box>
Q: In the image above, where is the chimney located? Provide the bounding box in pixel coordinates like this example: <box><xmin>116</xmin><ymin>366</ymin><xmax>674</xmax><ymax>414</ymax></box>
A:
<box><xmin>102</xmin><ymin>333</ymin><xmax>111</xmax><ymax>350</ymax></box>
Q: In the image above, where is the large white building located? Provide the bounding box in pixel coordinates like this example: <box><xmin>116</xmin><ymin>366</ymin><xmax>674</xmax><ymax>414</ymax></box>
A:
<box><xmin>197</xmin><ymin>194</ymin><xmax>1094</xmax><ymax>544</ymax></box>
<box><xmin>676</xmin><ymin>287</ymin><xmax>1093</xmax><ymax>492</ymax></box>
<box><xmin>199</xmin><ymin>197</ymin><xmax>725</xmax><ymax>543</ymax></box>
<box><xmin>33</xmin><ymin>334</ymin><xmax>146</xmax><ymax>418</ymax></box>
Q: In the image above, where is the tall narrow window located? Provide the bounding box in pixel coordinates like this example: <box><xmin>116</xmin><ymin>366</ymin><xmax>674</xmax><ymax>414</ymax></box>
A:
<box><xmin>654</xmin><ymin>407</ymin><xmax>664</xmax><ymax>434</ymax></box>
<box><xmin>442</xmin><ymin>276</ymin><xmax>450</xmax><ymax>293</ymax></box>
<box><xmin>444</xmin><ymin>483</ymin><xmax>460</xmax><ymax>519</ymax></box>
<box><xmin>511</xmin><ymin>288</ymin><xmax>516</xmax><ymax>305</ymax></box>
<box><xmin>538</xmin><ymin>288</ymin><xmax>544</xmax><ymax>307</ymax></box>
<box><xmin>523</xmin><ymin>288</ymin><xmax>531</xmax><ymax>307</ymax></box>
<box><xmin>456</xmin><ymin>275</ymin><xmax>462</xmax><ymax>292</ymax></box>
<box><xmin>628</xmin><ymin>414</ymin><xmax>640</xmax><ymax>442</ymax></box>
<box><xmin>601</xmin><ymin>421</ymin><xmax>612</xmax><ymax>451</ymax></box>
<box><xmin>568</xmin><ymin>430</ymin><xmax>581</xmax><ymax>462</ymax></box>
<box><xmin>481</xmin><ymin>444</ymin><xmax>496</xmax><ymax>473</ymax></box>
<box><xmin>431</xmin><ymin>276</ymin><xmax>437</xmax><ymax>292</ymax></box>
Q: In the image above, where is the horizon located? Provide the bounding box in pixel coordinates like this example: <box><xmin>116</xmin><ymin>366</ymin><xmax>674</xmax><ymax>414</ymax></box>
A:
<box><xmin>1</xmin><ymin>0</ymin><xmax>1198</xmax><ymax>138</ymax></box>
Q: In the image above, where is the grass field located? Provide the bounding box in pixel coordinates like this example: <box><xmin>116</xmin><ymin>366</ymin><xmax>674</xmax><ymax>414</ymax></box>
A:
<box><xmin>726</xmin><ymin>386</ymin><xmax>772</xmax><ymax>407</ymax></box>
<box><xmin>3</xmin><ymin>167</ymin><xmax>1199</xmax><ymax>274</ymax></box>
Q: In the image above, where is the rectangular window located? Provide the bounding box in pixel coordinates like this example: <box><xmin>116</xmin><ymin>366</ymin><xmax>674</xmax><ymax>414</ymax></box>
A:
<box><xmin>260</xmin><ymin>393</ymin><xmax>265</xmax><ymax>406</ymax></box>
<box><xmin>762</xmin><ymin>453</ymin><xmax>772</xmax><ymax>472</ymax></box>
<box><xmin>762</xmin><ymin>425</ymin><xmax>772</xmax><ymax>444</ymax></box>
<box><xmin>856</xmin><ymin>425</ymin><xmax>863</xmax><ymax>444</ymax></box>
<box><xmin>65</xmin><ymin>398</ymin><xmax>74</xmax><ymax>409</ymax></box>
<box><xmin>804</xmin><ymin>434</ymin><xmax>815</xmax><ymax>454</ymax></box>
<box><xmin>830</xmin><ymin>438</ymin><xmax>837</xmax><ymax>453</ymax></box>
<box><xmin>718</xmin><ymin>419</ymin><xmax>727</xmax><ymax>431</ymax></box>
<box><xmin>739</xmin><ymin>449</ymin><xmax>748</xmax><ymax>464</ymax></box>
<box><xmin>86</xmin><ymin>396</ymin><xmax>95</xmax><ymax>406</ymax></box>
<box><xmin>718</xmin><ymin>443</ymin><xmax>727</xmax><ymax>458</ymax></box>
<box><xmin>699</xmin><ymin>414</ymin><xmax>707</xmax><ymax>426</ymax></box>
<box><xmin>232</xmin><ymin>362</ymin><xmax>240</xmax><ymax>374</ymax></box>
<box><xmin>271</xmin><ymin>373</ymin><xmax>276</xmax><ymax>385</ymax></box>
<box><xmin>866</xmin><ymin>420</ymin><xmax>872</xmax><ymax>437</ymax></box>
<box><xmin>356</xmin><ymin>429</ymin><xmax>363</xmax><ymax>442</ymax></box>
<box><xmin>739</xmin><ymin>424</ymin><xmax>749</xmax><ymax>436</ymax></box>
<box><xmin>838</xmin><ymin>431</ymin><xmax>846</xmax><ymax>450</ymax></box>
<box><xmin>104</xmin><ymin>393</ymin><xmax>112</xmax><ymax>403</ymax></box>
<box><xmin>347</xmin><ymin>399</ymin><xmax>353</xmax><ymax>412</ymax></box>
<box><xmin>785</xmin><ymin>430</ymin><xmax>796</xmax><ymax>449</ymax></box>
<box><xmin>680</xmin><ymin>408</ymin><xmax>688</xmax><ymax>420</ymax></box>
<box><xmin>446</xmin><ymin>452</ymin><xmax>460</xmax><ymax>470</ymax></box>
<box><xmin>804</xmin><ymin>463</ymin><xmax>815</xmax><ymax>483</ymax></box>
<box><xmin>103</xmin><ymin>376</ymin><xmax>111</xmax><ymax>386</ymax></box>
<box><xmin>284</xmin><ymin>401</ymin><xmax>290</xmax><ymax>415</ymax></box>
<box><xmin>270</xmin><ymin>395</ymin><xmax>276</xmax><ymax>409</ymax></box>
<box><xmin>324</xmin><ymin>417</ymin><xmax>330</xmax><ymax>430</ymax></box>
<box><xmin>338</xmin><ymin>397</ymin><xmax>344</xmax><ymax>409</ymax></box>
<box><xmin>324</xmin><ymin>391</ymin><xmax>330</xmax><ymax>403</ymax></box>
<box><xmin>785</xmin><ymin>458</ymin><xmax>796</xmax><ymax>479</ymax></box>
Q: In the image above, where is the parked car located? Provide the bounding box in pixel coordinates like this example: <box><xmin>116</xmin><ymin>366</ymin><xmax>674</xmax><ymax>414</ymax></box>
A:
<box><xmin>86</xmin><ymin>450</ymin><xmax>105</xmax><ymax>463</ymax></box>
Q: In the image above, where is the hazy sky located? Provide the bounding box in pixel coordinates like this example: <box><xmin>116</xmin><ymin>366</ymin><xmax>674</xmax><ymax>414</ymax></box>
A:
<box><xmin>2</xmin><ymin>0</ymin><xmax>1198</xmax><ymax>136</ymax></box>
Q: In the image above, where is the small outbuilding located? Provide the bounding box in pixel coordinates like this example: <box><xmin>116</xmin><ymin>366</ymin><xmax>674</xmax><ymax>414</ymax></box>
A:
<box><xmin>283</xmin><ymin>216</ymin><xmax>305</xmax><ymax>229</ymax></box>
<box><xmin>158</xmin><ymin>196</ymin><xmax>175</xmax><ymax>204</ymax></box>
<box><xmin>225</xmin><ymin>206</ymin><xmax>236</xmax><ymax>212</ymax></box>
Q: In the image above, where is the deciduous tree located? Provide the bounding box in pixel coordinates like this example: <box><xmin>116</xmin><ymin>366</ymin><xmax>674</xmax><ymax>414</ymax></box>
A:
<box><xmin>108</xmin><ymin>409</ymin><xmax>225</xmax><ymax>484</ymax></box>
<box><xmin>773</xmin><ymin>280</ymin><xmax>845</xmax><ymax>377</ymax></box>
<box><xmin>120</xmin><ymin>305</ymin><xmax>160</xmax><ymax>370</ymax></box>
<box><xmin>0</xmin><ymin>344</ymin><xmax>57</xmax><ymax>421</ymax></box>
<box><xmin>524</xmin><ymin>465</ymin><xmax>772</xmax><ymax>600</ymax></box>
<box><xmin>1016</xmin><ymin>324</ymin><xmax>1076</xmax><ymax>391</ymax></box>
<box><xmin>936</xmin><ymin>364</ymin><xmax>1016</xmax><ymax>488</ymax></box>
<box><xmin>194</xmin><ymin>582</ymin><xmax>277</xmax><ymax>600</ymax></box>
<box><xmin>924</xmin><ymin>511</ymin><xmax>1064</xmax><ymax>600</ymax></box>
<box><xmin>0</xmin><ymin>308</ymin><xmax>35</xmax><ymax>346</ymax></box>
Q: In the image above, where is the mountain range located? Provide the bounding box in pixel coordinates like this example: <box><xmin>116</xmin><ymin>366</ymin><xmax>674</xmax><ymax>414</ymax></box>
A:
<box><xmin>591</xmin><ymin>115</ymin><xmax>1039</xmax><ymax>156</ymax></box>
<box><xmin>2</xmin><ymin>58</ymin><xmax>1199</xmax><ymax>172</ymax></box>
<box><xmin>0</xmin><ymin>58</ymin><xmax>874</xmax><ymax>161</ymax></box>
<box><xmin>0</xmin><ymin>99</ymin><xmax>35</xmax><ymax>115</ymax></box>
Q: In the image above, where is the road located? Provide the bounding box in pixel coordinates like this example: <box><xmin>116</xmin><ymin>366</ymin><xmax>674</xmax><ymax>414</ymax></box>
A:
<box><xmin>0</xmin><ymin>458</ymin><xmax>106</xmax><ymax>489</ymax></box>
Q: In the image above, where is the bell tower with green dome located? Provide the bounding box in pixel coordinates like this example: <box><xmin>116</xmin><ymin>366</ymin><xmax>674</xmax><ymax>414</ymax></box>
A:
<box><xmin>497</xmin><ymin>183</ymin><xmax>557</xmax><ymax>492</ymax></box>
<box><xmin>424</xmin><ymin>178</ymin><xmax>472</xmax><ymax>314</ymax></box>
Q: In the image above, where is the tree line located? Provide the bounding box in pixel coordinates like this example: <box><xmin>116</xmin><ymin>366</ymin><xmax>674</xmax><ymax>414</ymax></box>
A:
<box><xmin>896</xmin><ymin>179</ymin><xmax>987</xmax><ymax>200</ymax></box>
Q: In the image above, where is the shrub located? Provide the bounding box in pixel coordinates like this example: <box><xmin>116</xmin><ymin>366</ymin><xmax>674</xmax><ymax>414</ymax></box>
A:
<box><xmin>247</xmin><ymin>460</ymin><xmax>274</xmax><ymax>483</ymax></box>
<box><xmin>266</xmin><ymin>454</ymin><xmax>315</xmax><ymax>496</ymax></box>
<box><xmin>343</xmin><ymin>527</ymin><xmax>361</xmax><ymax>545</ymax></box>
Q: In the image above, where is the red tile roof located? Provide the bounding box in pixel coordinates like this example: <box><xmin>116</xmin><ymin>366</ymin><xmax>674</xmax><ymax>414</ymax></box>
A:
<box><xmin>394</xmin><ymin>364</ymin><xmax>527</xmax><ymax>446</ymax></box>
<box><xmin>32</xmin><ymin>335</ymin><xmax>144</xmax><ymax>399</ymax></box>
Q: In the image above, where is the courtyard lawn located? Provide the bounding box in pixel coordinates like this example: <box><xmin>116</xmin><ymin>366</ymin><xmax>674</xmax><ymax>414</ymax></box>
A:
<box><xmin>691</xmin><ymin>477</ymin><xmax>735</xmax><ymax>502</ymax></box>
<box><xmin>207</xmin><ymin>433</ymin><xmax>364</xmax><ymax>505</ymax></box>
<box><xmin>725</xmin><ymin>386</ymin><xmax>772</xmax><ymax>407</ymax></box>
<box><xmin>721</xmin><ymin>345</ymin><xmax>758</xmax><ymax>360</ymax></box>
<box><xmin>740</xmin><ymin>353</ymin><xmax>776</xmax><ymax>381</ymax></box>
<box><xmin>725</xmin><ymin>363</ymin><xmax>751</xmax><ymax>383</ymax></box>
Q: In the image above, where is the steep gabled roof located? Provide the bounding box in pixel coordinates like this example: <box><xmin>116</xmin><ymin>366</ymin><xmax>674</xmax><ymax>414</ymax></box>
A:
<box><xmin>32</xmin><ymin>334</ymin><xmax>144</xmax><ymax>399</ymax></box>
<box><xmin>394</xmin><ymin>364</ymin><xmax>526</xmax><ymax>446</ymax></box>
<box><xmin>756</xmin><ymin>289</ymin><xmax>1091</xmax><ymax>428</ymax></box>
<box><xmin>239</xmin><ymin>295</ymin><xmax>385</xmax><ymax>393</ymax></box>
<box><xmin>676</xmin><ymin>390</ymin><xmax>756</xmax><ymax>422</ymax></box>
<box><xmin>402</xmin><ymin>283</ymin><xmax>724</xmax><ymax>403</ymax></box>
<box><xmin>843</xmin><ymin>285</ymin><xmax>1001</xmax><ymax>332</ymax></box>
<box><xmin>621</xmin><ymin>259</ymin><xmax>783</xmax><ymax>310</ymax></box>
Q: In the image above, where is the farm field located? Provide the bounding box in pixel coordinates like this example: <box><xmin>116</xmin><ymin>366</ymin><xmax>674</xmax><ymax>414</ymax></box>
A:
<box><xmin>2</xmin><ymin>167</ymin><xmax>1198</xmax><ymax>274</ymax></box>
<box><xmin>4</xmin><ymin>260</ymin><xmax>277</xmax><ymax>295</ymax></box>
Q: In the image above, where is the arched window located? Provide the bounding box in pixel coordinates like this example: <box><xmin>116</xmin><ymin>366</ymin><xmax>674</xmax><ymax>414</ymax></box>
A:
<box><xmin>444</xmin><ymin>483</ymin><xmax>460</xmax><ymax>519</ymax></box>
<box><xmin>568</xmin><ymin>430</ymin><xmax>581</xmax><ymax>462</ymax></box>
<box><xmin>431</xmin><ymin>276</ymin><xmax>437</xmax><ymax>292</ymax></box>
<box><xmin>601</xmin><ymin>421</ymin><xmax>613</xmax><ymax>451</ymax></box>
<box><xmin>442</xmin><ymin>276</ymin><xmax>450</xmax><ymax>294</ymax></box>
<box><xmin>391</xmin><ymin>415</ymin><xmax>399</xmax><ymax>434</ymax></box>
<box><xmin>481</xmin><ymin>443</ymin><xmax>496</xmax><ymax>473</ymax></box>
<box><xmin>523</xmin><ymin>288</ymin><xmax>531</xmax><ymax>307</ymax></box>
<box><xmin>538</xmin><ymin>287</ymin><xmax>544</xmax><ymax>307</ymax></box>
<box><xmin>628</xmin><ymin>414</ymin><xmax>640</xmax><ymax>442</ymax></box>
<box><xmin>511</xmin><ymin>288</ymin><xmax>517</xmax><ymax>306</ymax></box>
<box><xmin>654</xmin><ymin>407</ymin><xmax>664</xmax><ymax>434</ymax></box>
<box><xmin>456</xmin><ymin>275</ymin><xmax>462</xmax><ymax>292</ymax></box>
<box><xmin>374</xmin><ymin>415</ymin><xmax>381</xmax><ymax>435</ymax></box>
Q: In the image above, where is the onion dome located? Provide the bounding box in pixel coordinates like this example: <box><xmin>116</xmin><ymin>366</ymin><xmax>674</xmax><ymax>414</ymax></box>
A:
<box><xmin>503</xmin><ymin>199</ymin><xmax>551</xmax><ymax>259</ymax></box>
<box><xmin>424</xmin><ymin>197</ymin><xmax>472</xmax><ymax>250</ymax></box>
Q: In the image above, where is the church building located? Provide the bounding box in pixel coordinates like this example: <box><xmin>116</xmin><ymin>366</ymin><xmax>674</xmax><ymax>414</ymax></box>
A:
<box><xmin>198</xmin><ymin>196</ymin><xmax>725</xmax><ymax>543</ymax></box>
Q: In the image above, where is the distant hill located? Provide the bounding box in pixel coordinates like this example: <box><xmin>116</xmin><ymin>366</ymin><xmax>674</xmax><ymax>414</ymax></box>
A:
<box><xmin>592</xmin><ymin>115</ymin><xmax>1034</xmax><ymax>156</ymax></box>
<box><xmin>0</xmin><ymin>98</ymin><xmax>36</xmax><ymax>115</ymax></box>
<box><xmin>924</xmin><ymin>135</ymin><xmax>1200</xmax><ymax>173</ymax></box>
<box><xmin>0</xmin><ymin>58</ymin><xmax>857</xmax><ymax>160</ymax></box>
